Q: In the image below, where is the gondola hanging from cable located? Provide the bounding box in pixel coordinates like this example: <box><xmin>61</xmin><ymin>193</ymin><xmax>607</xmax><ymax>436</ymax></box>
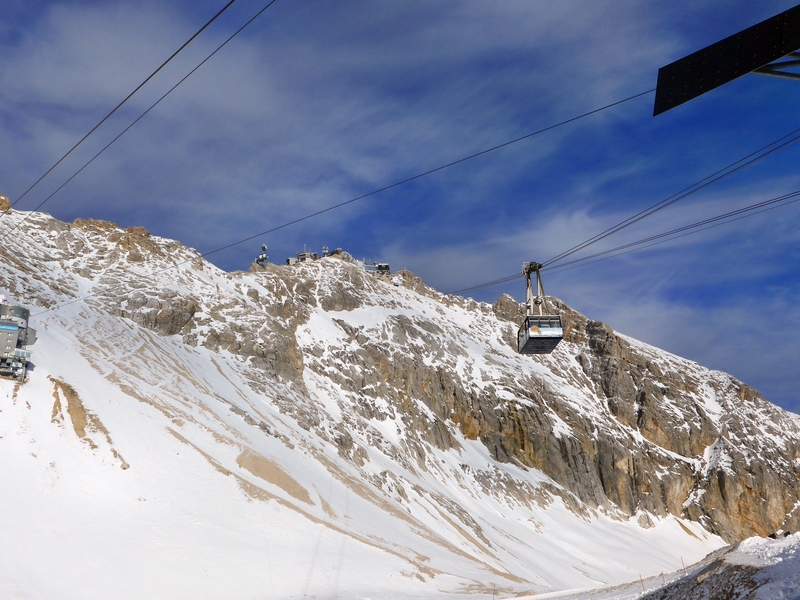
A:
<box><xmin>517</xmin><ymin>262</ymin><xmax>563</xmax><ymax>354</ymax></box>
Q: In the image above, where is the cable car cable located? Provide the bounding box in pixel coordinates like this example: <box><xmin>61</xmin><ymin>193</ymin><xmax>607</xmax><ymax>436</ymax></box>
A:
<box><xmin>448</xmin><ymin>126</ymin><xmax>800</xmax><ymax>294</ymax></box>
<box><xmin>546</xmin><ymin>194</ymin><xmax>800</xmax><ymax>277</ymax></box>
<box><xmin>541</xmin><ymin>126</ymin><xmax>800</xmax><ymax>268</ymax></box>
<box><xmin>182</xmin><ymin>89</ymin><xmax>657</xmax><ymax>259</ymax></box>
<box><xmin>20</xmin><ymin>88</ymin><xmax>798</xmax><ymax>314</ymax></box>
<box><xmin>0</xmin><ymin>0</ymin><xmax>280</xmax><ymax>243</ymax></box>
<box><xmin>9</xmin><ymin>87</ymin><xmax>657</xmax><ymax>318</ymax></box>
<box><xmin>1</xmin><ymin>4</ymin><xmax>638</xmax><ymax>249</ymax></box>
<box><xmin>448</xmin><ymin>273</ymin><xmax>519</xmax><ymax>295</ymax></box>
<box><xmin>5</xmin><ymin>87</ymin><xmax>655</xmax><ymax>255</ymax></box>
<box><xmin>448</xmin><ymin>188</ymin><xmax>800</xmax><ymax>294</ymax></box>
<box><xmin>0</xmin><ymin>0</ymin><xmax>239</xmax><ymax>218</ymax></box>
<box><xmin>547</xmin><ymin>189</ymin><xmax>800</xmax><ymax>270</ymax></box>
<box><xmin>22</xmin><ymin>82</ymin><xmax>652</xmax><ymax>317</ymax></box>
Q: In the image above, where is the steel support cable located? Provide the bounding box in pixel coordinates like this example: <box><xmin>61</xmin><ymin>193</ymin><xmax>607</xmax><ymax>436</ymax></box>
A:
<box><xmin>448</xmin><ymin>273</ymin><xmax>520</xmax><ymax>295</ymax></box>
<box><xmin>542</xmin><ymin>127</ymin><xmax>800</xmax><ymax>268</ymax></box>
<box><xmin>2</xmin><ymin>55</ymin><xmax>653</xmax><ymax>258</ymax></box>
<box><xmin>0</xmin><ymin>0</ymin><xmax>279</xmax><ymax>243</ymax></box>
<box><xmin>448</xmin><ymin>128</ymin><xmax>800</xmax><ymax>294</ymax></box>
<box><xmin>546</xmin><ymin>194</ymin><xmax>800</xmax><ymax>276</ymax></box>
<box><xmin>447</xmin><ymin>189</ymin><xmax>800</xmax><ymax>295</ymax></box>
<box><xmin>191</xmin><ymin>89</ymin><xmax>656</xmax><ymax>260</ymax></box>
<box><xmin>26</xmin><ymin>90</ymin><xmax>656</xmax><ymax>317</ymax></box>
<box><xmin>545</xmin><ymin>189</ymin><xmax>800</xmax><ymax>270</ymax></box>
<box><xmin>1</xmin><ymin>0</ymin><xmax>238</xmax><ymax>218</ymax></box>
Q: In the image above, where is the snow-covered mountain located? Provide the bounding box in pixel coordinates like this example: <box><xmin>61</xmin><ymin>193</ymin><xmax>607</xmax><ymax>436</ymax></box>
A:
<box><xmin>1</xmin><ymin>209</ymin><xmax>799</xmax><ymax>599</ymax></box>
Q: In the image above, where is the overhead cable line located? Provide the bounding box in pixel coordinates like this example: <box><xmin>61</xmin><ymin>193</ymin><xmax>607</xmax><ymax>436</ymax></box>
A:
<box><xmin>447</xmin><ymin>188</ymin><xmax>800</xmax><ymax>294</ymax></box>
<box><xmin>448</xmin><ymin>126</ymin><xmax>800</xmax><ymax>294</ymax></box>
<box><xmin>1</xmin><ymin>0</ymin><xmax>239</xmax><ymax>218</ymax></box>
<box><xmin>541</xmin><ymin>126</ymin><xmax>800</xmax><ymax>268</ymax></box>
<box><xmin>547</xmin><ymin>189</ymin><xmax>800</xmax><ymax>270</ymax></box>
<box><xmin>447</xmin><ymin>273</ymin><xmax>520</xmax><ymax>295</ymax></box>
<box><xmin>546</xmin><ymin>194</ymin><xmax>800</xmax><ymax>276</ymax></box>
<box><xmin>193</xmin><ymin>89</ymin><xmax>657</xmax><ymax>259</ymax></box>
<box><xmin>0</xmin><ymin>0</ymin><xmax>280</xmax><ymax>243</ymax></box>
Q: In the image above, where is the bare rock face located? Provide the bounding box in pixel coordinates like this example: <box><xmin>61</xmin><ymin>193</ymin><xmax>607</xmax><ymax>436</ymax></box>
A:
<box><xmin>492</xmin><ymin>293</ymin><xmax>525</xmax><ymax>323</ymax></box>
<box><xmin>230</xmin><ymin>258</ymin><xmax>798</xmax><ymax>544</ymax></box>
<box><xmin>115</xmin><ymin>290</ymin><xmax>198</xmax><ymax>336</ymax></box>
<box><xmin>558</xmin><ymin>306</ymin><xmax>799</xmax><ymax>541</ymax></box>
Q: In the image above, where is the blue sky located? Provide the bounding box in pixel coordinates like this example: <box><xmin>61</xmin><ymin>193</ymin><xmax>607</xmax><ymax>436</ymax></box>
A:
<box><xmin>1</xmin><ymin>0</ymin><xmax>798</xmax><ymax>413</ymax></box>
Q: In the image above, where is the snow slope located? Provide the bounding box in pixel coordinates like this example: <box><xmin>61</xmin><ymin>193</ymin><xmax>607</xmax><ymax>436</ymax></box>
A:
<box><xmin>1</xmin><ymin>209</ymin><xmax>795</xmax><ymax>598</ymax></box>
<box><xmin>519</xmin><ymin>533</ymin><xmax>800</xmax><ymax>600</ymax></box>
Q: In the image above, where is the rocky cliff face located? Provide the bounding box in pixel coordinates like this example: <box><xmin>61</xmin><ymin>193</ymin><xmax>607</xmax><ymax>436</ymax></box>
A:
<box><xmin>497</xmin><ymin>298</ymin><xmax>800</xmax><ymax>542</ymax></box>
<box><xmin>2</xmin><ymin>209</ymin><xmax>800</xmax><ymax>597</ymax></box>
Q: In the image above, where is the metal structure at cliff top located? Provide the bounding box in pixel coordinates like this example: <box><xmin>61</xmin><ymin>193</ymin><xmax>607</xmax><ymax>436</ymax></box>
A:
<box><xmin>517</xmin><ymin>263</ymin><xmax>563</xmax><ymax>355</ymax></box>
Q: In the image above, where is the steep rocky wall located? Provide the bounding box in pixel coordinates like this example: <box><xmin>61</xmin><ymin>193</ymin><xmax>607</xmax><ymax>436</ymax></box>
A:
<box><xmin>492</xmin><ymin>296</ymin><xmax>800</xmax><ymax>542</ymax></box>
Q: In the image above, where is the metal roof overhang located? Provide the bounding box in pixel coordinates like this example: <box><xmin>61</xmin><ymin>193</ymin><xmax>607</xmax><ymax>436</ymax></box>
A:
<box><xmin>654</xmin><ymin>4</ymin><xmax>800</xmax><ymax>116</ymax></box>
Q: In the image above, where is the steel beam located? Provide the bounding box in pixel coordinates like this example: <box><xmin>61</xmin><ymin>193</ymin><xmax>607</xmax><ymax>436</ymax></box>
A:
<box><xmin>654</xmin><ymin>4</ymin><xmax>800</xmax><ymax>116</ymax></box>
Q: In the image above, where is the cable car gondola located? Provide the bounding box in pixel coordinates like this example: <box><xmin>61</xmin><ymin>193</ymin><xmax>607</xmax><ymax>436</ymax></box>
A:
<box><xmin>517</xmin><ymin>262</ymin><xmax>563</xmax><ymax>354</ymax></box>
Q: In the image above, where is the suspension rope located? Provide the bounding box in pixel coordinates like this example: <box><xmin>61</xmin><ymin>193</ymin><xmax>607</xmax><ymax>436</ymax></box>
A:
<box><xmin>1</xmin><ymin>0</ymin><xmax>239</xmax><ymax>217</ymax></box>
